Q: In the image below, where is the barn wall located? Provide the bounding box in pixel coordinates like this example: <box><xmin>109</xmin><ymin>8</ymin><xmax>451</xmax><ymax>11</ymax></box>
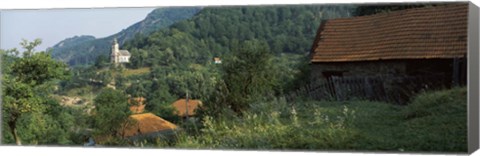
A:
<box><xmin>310</xmin><ymin>58</ymin><xmax>464</xmax><ymax>86</ymax></box>
<box><xmin>305</xmin><ymin>59</ymin><xmax>464</xmax><ymax>104</ymax></box>
<box><xmin>310</xmin><ymin>60</ymin><xmax>407</xmax><ymax>81</ymax></box>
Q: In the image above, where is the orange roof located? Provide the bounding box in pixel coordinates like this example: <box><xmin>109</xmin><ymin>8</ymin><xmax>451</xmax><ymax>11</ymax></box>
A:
<box><xmin>310</xmin><ymin>4</ymin><xmax>468</xmax><ymax>63</ymax></box>
<box><xmin>214</xmin><ymin>57</ymin><xmax>221</xmax><ymax>61</ymax></box>
<box><xmin>128</xmin><ymin>97</ymin><xmax>146</xmax><ymax>114</ymax></box>
<box><xmin>128</xmin><ymin>97</ymin><xmax>146</xmax><ymax>105</ymax></box>
<box><xmin>129</xmin><ymin>104</ymin><xmax>145</xmax><ymax>114</ymax></box>
<box><xmin>171</xmin><ymin>99</ymin><xmax>202</xmax><ymax>117</ymax></box>
<box><xmin>122</xmin><ymin>113</ymin><xmax>177</xmax><ymax>138</ymax></box>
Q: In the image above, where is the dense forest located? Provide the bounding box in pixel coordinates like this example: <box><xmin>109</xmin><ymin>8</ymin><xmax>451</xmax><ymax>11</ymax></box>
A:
<box><xmin>123</xmin><ymin>5</ymin><xmax>355</xmax><ymax>67</ymax></box>
<box><xmin>1</xmin><ymin>3</ymin><xmax>468</xmax><ymax>152</ymax></box>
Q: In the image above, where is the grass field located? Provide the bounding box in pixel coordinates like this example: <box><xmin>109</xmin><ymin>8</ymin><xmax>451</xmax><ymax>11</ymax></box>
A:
<box><xmin>122</xmin><ymin>67</ymin><xmax>151</xmax><ymax>77</ymax></box>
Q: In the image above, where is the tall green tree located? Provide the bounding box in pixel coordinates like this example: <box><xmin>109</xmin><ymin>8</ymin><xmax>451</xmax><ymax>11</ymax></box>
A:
<box><xmin>2</xmin><ymin>39</ymin><xmax>70</xmax><ymax>145</ymax></box>
<box><xmin>92</xmin><ymin>88</ymin><xmax>131</xmax><ymax>139</ymax></box>
<box><xmin>210</xmin><ymin>40</ymin><xmax>276</xmax><ymax>114</ymax></box>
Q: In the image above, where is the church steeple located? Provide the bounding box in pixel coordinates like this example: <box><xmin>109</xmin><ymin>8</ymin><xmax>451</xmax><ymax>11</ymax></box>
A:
<box><xmin>111</xmin><ymin>38</ymin><xmax>119</xmax><ymax>64</ymax></box>
<box><xmin>113</xmin><ymin>38</ymin><xmax>119</xmax><ymax>52</ymax></box>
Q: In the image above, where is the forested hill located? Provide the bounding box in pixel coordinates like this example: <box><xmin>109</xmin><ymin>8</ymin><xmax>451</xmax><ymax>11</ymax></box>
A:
<box><xmin>50</xmin><ymin>7</ymin><xmax>201</xmax><ymax>66</ymax></box>
<box><xmin>51</xmin><ymin>35</ymin><xmax>95</xmax><ymax>49</ymax></box>
<box><xmin>123</xmin><ymin>5</ymin><xmax>355</xmax><ymax>68</ymax></box>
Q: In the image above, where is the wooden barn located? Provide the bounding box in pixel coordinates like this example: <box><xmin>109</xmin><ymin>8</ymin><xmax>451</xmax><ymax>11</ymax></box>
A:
<box><xmin>308</xmin><ymin>4</ymin><xmax>468</xmax><ymax>103</ymax></box>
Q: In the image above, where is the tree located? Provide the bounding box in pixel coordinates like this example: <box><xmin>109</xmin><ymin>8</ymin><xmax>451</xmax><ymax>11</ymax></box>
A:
<box><xmin>210</xmin><ymin>40</ymin><xmax>276</xmax><ymax>114</ymax></box>
<box><xmin>2</xmin><ymin>78</ymin><xmax>42</xmax><ymax>145</ymax></box>
<box><xmin>126</xmin><ymin>80</ymin><xmax>148</xmax><ymax>97</ymax></box>
<box><xmin>11</xmin><ymin>41</ymin><xmax>69</xmax><ymax>86</ymax></box>
<box><xmin>2</xmin><ymin>39</ymin><xmax>70</xmax><ymax>145</ymax></box>
<box><xmin>94</xmin><ymin>54</ymin><xmax>109</xmax><ymax>69</ymax></box>
<box><xmin>92</xmin><ymin>88</ymin><xmax>131</xmax><ymax>139</ymax></box>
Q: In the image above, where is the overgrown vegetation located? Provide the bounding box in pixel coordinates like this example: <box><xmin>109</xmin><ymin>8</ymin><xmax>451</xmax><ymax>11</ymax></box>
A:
<box><xmin>160</xmin><ymin>88</ymin><xmax>467</xmax><ymax>152</ymax></box>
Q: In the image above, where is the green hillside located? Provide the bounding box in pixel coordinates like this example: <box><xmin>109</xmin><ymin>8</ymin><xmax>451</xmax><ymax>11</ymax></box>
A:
<box><xmin>123</xmin><ymin>5</ymin><xmax>355</xmax><ymax>68</ymax></box>
<box><xmin>50</xmin><ymin>7</ymin><xmax>201</xmax><ymax>66</ymax></box>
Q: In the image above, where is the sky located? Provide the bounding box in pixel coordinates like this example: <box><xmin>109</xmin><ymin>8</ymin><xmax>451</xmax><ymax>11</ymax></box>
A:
<box><xmin>0</xmin><ymin>7</ymin><xmax>155</xmax><ymax>52</ymax></box>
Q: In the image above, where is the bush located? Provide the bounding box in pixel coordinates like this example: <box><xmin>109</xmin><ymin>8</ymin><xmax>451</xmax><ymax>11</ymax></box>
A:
<box><xmin>404</xmin><ymin>87</ymin><xmax>467</xmax><ymax>119</ymax></box>
<box><xmin>399</xmin><ymin>87</ymin><xmax>467</xmax><ymax>152</ymax></box>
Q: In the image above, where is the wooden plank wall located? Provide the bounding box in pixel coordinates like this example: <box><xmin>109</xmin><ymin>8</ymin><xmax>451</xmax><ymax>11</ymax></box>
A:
<box><xmin>286</xmin><ymin>74</ymin><xmax>449</xmax><ymax>105</ymax></box>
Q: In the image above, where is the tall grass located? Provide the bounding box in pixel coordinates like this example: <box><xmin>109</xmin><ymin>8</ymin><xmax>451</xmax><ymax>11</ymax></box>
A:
<box><xmin>171</xmin><ymin>98</ymin><xmax>360</xmax><ymax>150</ymax></box>
<box><xmin>141</xmin><ymin>87</ymin><xmax>468</xmax><ymax>153</ymax></box>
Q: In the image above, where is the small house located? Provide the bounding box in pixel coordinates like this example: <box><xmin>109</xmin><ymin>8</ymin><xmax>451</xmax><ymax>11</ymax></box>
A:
<box><xmin>171</xmin><ymin>99</ymin><xmax>202</xmax><ymax>118</ymax></box>
<box><xmin>213</xmin><ymin>57</ymin><xmax>222</xmax><ymax>64</ymax></box>
<box><xmin>121</xmin><ymin>113</ymin><xmax>178</xmax><ymax>141</ymax></box>
<box><xmin>128</xmin><ymin>97</ymin><xmax>146</xmax><ymax>114</ymax></box>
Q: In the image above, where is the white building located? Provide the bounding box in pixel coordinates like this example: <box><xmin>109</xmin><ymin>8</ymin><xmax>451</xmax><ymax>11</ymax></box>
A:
<box><xmin>213</xmin><ymin>57</ymin><xmax>222</xmax><ymax>64</ymax></box>
<box><xmin>111</xmin><ymin>38</ymin><xmax>131</xmax><ymax>64</ymax></box>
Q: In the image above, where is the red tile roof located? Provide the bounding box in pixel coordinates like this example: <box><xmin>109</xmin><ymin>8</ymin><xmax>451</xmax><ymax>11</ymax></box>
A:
<box><xmin>172</xmin><ymin>99</ymin><xmax>202</xmax><ymax>117</ymax></box>
<box><xmin>311</xmin><ymin>4</ymin><xmax>468</xmax><ymax>63</ymax></box>
<box><xmin>128</xmin><ymin>97</ymin><xmax>146</xmax><ymax>114</ymax></box>
<box><xmin>129</xmin><ymin>104</ymin><xmax>145</xmax><ymax>114</ymax></box>
<box><xmin>122</xmin><ymin>113</ymin><xmax>177</xmax><ymax>138</ymax></box>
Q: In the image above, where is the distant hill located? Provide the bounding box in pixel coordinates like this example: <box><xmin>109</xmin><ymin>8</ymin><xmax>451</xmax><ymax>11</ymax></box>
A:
<box><xmin>50</xmin><ymin>7</ymin><xmax>201</xmax><ymax>66</ymax></box>
<box><xmin>53</xmin><ymin>35</ymin><xmax>96</xmax><ymax>48</ymax></box>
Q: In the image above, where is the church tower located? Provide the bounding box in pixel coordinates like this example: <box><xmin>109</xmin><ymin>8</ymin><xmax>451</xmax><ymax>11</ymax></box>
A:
<box><xmin>111</xmin><ymin>38</ymin><xmax>119</xmax><ymax>64</ymax></box>
<box><xmin>110</xmin><ymin>38</ymin><xmax>131</xmax><ymax>65</ymax></box>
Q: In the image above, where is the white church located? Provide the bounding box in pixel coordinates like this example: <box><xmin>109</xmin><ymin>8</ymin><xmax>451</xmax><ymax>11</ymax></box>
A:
<box><xmin>111</xmin><ymin>38</ymin><xmax>131</xmax><ymax>64</ymax></box>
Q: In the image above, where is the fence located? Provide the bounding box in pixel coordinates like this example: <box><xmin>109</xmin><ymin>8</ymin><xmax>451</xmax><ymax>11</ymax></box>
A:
<box><xmin>285</xmin><ymin>74</ymin><xmax>449</xmax><ymax>105</ymax></box>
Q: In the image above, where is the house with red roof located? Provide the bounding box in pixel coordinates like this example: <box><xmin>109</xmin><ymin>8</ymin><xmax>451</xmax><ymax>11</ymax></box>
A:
<box><xmin>120</xmin><ymin>113</ymin><xmax>178</xmax><ymax>141</ymax></box>
<box><xmin>171</xmin><ymin>99</ymin><xmax>203</xmax><ymax>118</ymax></box>
<box><xmin>310</xmin><ymin>4</ymin><xmax>468</xmax><ymax>85</ymax></box>
<box><xmin>308</xmin><ymin>4</ymin><xmax>468</xmax><ymax>102</ymax></box>
<box><xmin>128</xmin><ymin>97</ymin><xmax>146</xmax><ymax>114</ymax></box>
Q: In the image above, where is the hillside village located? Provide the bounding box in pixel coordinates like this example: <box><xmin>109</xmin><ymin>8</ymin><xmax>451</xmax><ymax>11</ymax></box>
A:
<box><xmin>1</xmin><ymin>3</ymin><xmax>471</xmax><ymax>153</ymax></box>
<box><xmin>46</xmin><ymin>35</ymin><xmax>214</xmax><ymax>145</ymax></box>
<box><xmin>55</xmin><ymin>38</ymin><xmax>206</xmax><ymax>144</ymax></box>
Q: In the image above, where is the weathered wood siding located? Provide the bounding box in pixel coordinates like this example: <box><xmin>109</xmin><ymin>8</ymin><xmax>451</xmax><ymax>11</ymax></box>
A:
<box><xmin>310</xmin><ymin>60</ymin><xmax>406</xmax><ymax>80</ymax></box>
<box><xmin>310</xmin><ymin>59</ymin><xmax>460</xmax><ymax>84</ymax></box>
